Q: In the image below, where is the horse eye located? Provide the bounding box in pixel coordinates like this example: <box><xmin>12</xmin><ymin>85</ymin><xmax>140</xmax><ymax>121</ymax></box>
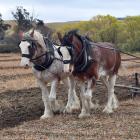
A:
<box><xmin>28</xmin><ymin>45</ymin><xmax>32</xmax><ymax>49</ymax></box>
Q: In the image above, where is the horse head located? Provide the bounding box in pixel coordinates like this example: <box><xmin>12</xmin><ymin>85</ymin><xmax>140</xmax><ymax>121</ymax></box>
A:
<box><xmin>19</xmin><ymin>29</ymin><xmax>47</xmax><ymax>68</ymax></box>
<box><xmin>58</xmin><ymin>29</ymin><xmax>83</xmax><ymax>73</ymax></box>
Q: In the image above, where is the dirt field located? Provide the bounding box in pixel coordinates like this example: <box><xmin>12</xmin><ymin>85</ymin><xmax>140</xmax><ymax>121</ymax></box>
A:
<box><xmin>0</xmin><ymin>53</ymin><xmax>140</xmax><ymax>140</ymax></box>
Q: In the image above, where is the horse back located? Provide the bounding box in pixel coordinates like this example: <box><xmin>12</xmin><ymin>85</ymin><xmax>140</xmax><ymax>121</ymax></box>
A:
<box><xmin>91</xmin><ymin>42</ymin><xmax>121</xmax><ymax>75</ymax></box>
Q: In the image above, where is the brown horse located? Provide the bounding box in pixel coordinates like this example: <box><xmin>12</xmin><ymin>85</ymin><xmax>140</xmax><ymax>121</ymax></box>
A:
<box><xmin>58</xmin><ymin>30</ymin><xmax>121</xmax><ymax>118</ymax></box>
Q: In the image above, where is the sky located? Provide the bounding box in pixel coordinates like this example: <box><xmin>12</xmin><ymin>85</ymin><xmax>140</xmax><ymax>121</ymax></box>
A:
<box><xmin>0</xmin><ymin>0</ymin><xmax>140</xmax><ymax>23</ymax></box>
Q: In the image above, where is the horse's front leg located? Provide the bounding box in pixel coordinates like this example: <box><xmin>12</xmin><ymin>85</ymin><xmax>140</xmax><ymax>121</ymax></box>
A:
<box><xmin>64</xmin><ymin>77</ymin><xmax>80</xmax><ymax>113</ymax></box>
<box><xmin>49</xmin><ymin>79</ymin><xmax>62</xmax><ymax>113</ymax></box>
<box><xmin>86</xmin><ymin>78</ymin><xmax>99</xmax><ymax>110</ymax></box>
<box><xmin>79</xmin><ymin>82</ymin><xmax>90</xmax><ymax>118</ymax></box>
<box><xmin>37</xmin><ymin>79</ymin><xmax>53</xmax><ymax>119</ymax></box>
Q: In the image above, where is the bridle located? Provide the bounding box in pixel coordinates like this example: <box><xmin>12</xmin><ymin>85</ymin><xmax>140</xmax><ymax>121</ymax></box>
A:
<box><xmin>20</xmin><ymin>38</ymin><xmax>67</xmax><ymax>69</ymax></box>
<box><xmin>21</xmin><ymin>40</ymin><xmax>37</xmax><ymax>60</ymax></box>
<box><xmin>60</xmin><ymin>33</ymin><xmax>87</xmax><ymax>66</ymax></box>
<box><xmin>57</xmin><ymin>45</ymin><xmax>74</xmax><ymax>64</ymax></box>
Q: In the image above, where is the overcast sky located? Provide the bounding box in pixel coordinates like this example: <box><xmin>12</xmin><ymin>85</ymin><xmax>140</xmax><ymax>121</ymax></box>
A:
<box><xmin>0</xmin><ymin>0</ymin><xmax>140</xmax><ymax>22</ymax></box>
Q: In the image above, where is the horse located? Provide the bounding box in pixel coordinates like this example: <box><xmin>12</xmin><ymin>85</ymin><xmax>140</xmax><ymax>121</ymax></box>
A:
<box><xmin>18</xmin><ymin>29</ymin><xmax>80</xmax><ymax>119</ymax></box>
<box><xmin>58</xmin><ymin>30</ymin><xmax>121</xmax><ymax>118</ymax></box>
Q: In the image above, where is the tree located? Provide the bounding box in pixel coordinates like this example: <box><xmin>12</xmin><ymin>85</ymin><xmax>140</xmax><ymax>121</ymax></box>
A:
<box><xmin>12</xmin><ymin>6</ymin><xmax>34</xmax><ymax>32</ymax></box>
<box><xmin>0</xmin><ymin>13</ymin><xmax>11</xmax><ymax>40</ymax></box>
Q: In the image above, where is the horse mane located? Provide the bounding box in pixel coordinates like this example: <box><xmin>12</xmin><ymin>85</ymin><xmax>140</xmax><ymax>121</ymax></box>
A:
<box><xmin>66</xmin><ymin>29</ymin><xmax>93</xmax><ymax>44</ymax></box>
<box><xmin>66</xmin><ymin>29</ymin><xmax>83</xmax><ymax>44</ymax></box>
<box><xmin>27</xmin><ymin>29</ymin><xmax>46</xmax><ymax>50</ymax></box>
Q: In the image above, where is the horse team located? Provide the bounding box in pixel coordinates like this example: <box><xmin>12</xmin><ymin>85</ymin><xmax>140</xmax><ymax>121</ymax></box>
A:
<box><xmin>19</xmin><ymin>28</ymin><xmax>121</xmax><ymax>119</ymax></box>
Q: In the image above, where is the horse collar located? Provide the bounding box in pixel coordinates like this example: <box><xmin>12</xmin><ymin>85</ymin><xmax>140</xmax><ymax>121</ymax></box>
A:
<box><xmin>73</xmin><ymin>36</ymin><xmax>93</xmax><ymax>73</ymax></box>
<box><xmin>33</xmin><ymin>52</ymin><xmax>54</xmax><ymax>71</ymax></box>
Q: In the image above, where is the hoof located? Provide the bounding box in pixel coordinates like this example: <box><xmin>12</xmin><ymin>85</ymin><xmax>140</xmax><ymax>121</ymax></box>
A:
<box><xmin>63</xmin><ymin>106</ymin><xmax>73</xmax><ymax>114</ymax></box>
<box><xmin>112</xmin><ymin>100</ymin><xmax>119</xmax><ymax>110</ymax></box>
<box><xmin>63</xmin><ymin>102</ymin><xmax>80</xmax><ymax>114</ymax></box>
<box><xmin>78</xmin><ymin>113</ymin><xmax>90</xmax><ymax>119</ymax></box>
<box><xmin>40</xmin><ymin>113</ymin><xmax>53</xmax><ymax>119</ymax></box>
<box><xmin>53</xmin><ymin>101</ymin><xmax>62</xmax><ymax>113</ymax></box>
<box><xmin>50</xmin><ymin>100</ymin><xmax>63</xmax><ymax>113</ymax></box>
<box><xmin>71</xmin><ymin>102</ymin><xmax>81</xmax><ymax>111</ymax></box>
<box><xmin>90</xmin><ymin>102</ymin><xmax>98</xmax><ymax>110</ymax></box>
<box><xmin>112</xmin><ymin>103</ymin><xmax>119</xmax><ymax>110</ymax></box>
<box><xmin>103</xmin><ymin>106</ymin><xmax>113</xmax><ymax>114</ymax></box>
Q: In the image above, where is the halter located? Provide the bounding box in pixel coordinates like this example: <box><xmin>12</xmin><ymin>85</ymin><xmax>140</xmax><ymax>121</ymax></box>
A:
<box><xmin>57</xmin><ymin>45</ymin><xmax>74</xmax><ymax>64</ymax></box>
<box><xmin>20</xmin><ymin>37</ymin><xmax>65</xmax><ymax>71</ymax></box>
<box><xmin>21</xmin><ymin>40</ymin><xmax>36</xmax><ymax>60</ymax></box>
<box><xmin>61</xmin><ymin>33</ymin><xmax>94</xmax><ymax>73</ymax></box>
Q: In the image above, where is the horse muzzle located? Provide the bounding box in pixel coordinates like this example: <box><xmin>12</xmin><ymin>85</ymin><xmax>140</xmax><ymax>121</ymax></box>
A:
<box><xmin>63</xmin><ymin>64</ymin><xmax>74</xmax><ymax>74</ymax></box>
<box><xmin>20</xmin><ymin>57</ymin><xmax>30</xmax><ymax>69</ymax></box>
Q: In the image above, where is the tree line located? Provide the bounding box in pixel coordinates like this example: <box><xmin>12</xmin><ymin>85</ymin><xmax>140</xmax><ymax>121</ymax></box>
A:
<box><xmin>0</xmin><ymin>6</ymin><xmax>52</xmax><ymax>41</ymax></box>
<box><xmin>0</xmin><ymin>7</ymin><xmax>140</xmax><ymax>52</ymax></box>
<box><xmin>56</xmin><ymin>15</ymin><xmax>140</xmax><ymax>52</ymax></box>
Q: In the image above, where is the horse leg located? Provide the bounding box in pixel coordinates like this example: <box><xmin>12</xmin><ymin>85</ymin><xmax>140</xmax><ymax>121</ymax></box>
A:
<box><xmin>37</xmin><ymin>79</ymin><xmax>53</xmax><ymax>119</ymax></box>
<box><xmin>69</xmin><ymin>76</ymin><xmax>80</xmax><ymax>110</ymax></box>
<box><xmin>49</xmin><ymin>79</ymin><xmax>61</xmax><ymax>113</ymax></box>
<box><xmin>111</xmin><ymin>76</ymin><xmax>119</xmax><ymax>110</ymax></box>
<box><xmin>79</xmin><ymin>82</ymin><xmax>90</xmax><ymax>118</ymax></box>
<box><xmin>85</xmin><ymin>79</ymin><xmax>97</xmax><ymax>110</ymax></box>
<box><xmin>103</xmin><ymin>74</ymin><xmax>118</xmax><ymax>113</ymax></box>
<box><xmin>100</xmin><ymin>76</ymin><xmax>109</xmax><ymax>89</ymax></box>
<box><xmin>64</xmin><ymin>77</ymin><xmax>80</xmax><ymax>113</ymax></box>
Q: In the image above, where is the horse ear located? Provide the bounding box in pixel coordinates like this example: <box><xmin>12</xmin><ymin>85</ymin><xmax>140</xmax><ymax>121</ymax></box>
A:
<box><xmin>57</xmin><ymin>32</ymin><xmax>63</xmax><ymax>44</ymax></box>
<box><xmin>30</xmin><ymin>28</ymin><xmax>35</xmax><ymax>37</ymax></box>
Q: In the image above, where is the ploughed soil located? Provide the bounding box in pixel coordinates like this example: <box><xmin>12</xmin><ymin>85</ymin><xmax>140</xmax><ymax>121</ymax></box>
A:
<box><xmin>0</xmin><ymin>53</ymin><xmax>140</xmax><ymax>140</ymax></box>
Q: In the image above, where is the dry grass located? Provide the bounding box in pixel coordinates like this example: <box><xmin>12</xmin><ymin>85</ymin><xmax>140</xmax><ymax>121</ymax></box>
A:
<box><xmin>0</xmin><ymin>53</ymin><xmax>139</xmax><ymax>140</ymax></box>
<box><xmin>0</xmin><ymin>54</ymin><xmax>35</xmax><ymax>93</ymax></box>
<box><xmin>0</xmin><ymin>68</ymin><xmax>31</xmax><ymax>76</ymax></box>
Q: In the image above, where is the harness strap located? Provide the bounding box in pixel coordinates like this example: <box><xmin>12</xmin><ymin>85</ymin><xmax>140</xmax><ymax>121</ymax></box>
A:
<box><xmin>22</xmin><ymin>54</ymin><xmax>31</xmax><ymax>59</ymax></box>
<box><xmin>63</xmin><ymin>60</ymin><xmax>71</xmax><ymax>64</ymax></box>
<box><xmin>33</xmin><ymin>52</ymin><xmax>54</xmax><ymax>71</ymax></box>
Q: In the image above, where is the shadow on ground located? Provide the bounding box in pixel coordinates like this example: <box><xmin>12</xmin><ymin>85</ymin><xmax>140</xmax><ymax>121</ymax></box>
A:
<box><xmin>0</xmin><ymin>87</ymin><xmax>43</xmax><ymax>129</ymax></box>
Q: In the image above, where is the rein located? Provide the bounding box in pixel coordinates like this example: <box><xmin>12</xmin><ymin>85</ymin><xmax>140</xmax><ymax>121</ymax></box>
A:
<box><xmin>90</xmin><ymin>42</ymin><xmax>140</xmax><ymax>60</ymax></box>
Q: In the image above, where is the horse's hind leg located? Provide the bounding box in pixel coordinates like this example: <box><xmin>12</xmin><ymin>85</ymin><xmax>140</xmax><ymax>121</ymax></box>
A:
<box><xmin>103</xmin><ymin>74</ymin><xmax>118</xmax><ymax>113</ymax></box>
<box><xmin>49</xmin><ymin>79</ymin><xmax>62</xmax><ymax>113</ymax></box>
<box><xmin>64</xmin><ymin>77</ymin><xmax>80</xmax><ymax>113</ymax></box>
<box><xmin>37</xmin><ymin>79</ymin><xmax>53</xmax><ymax>119</ymax></box>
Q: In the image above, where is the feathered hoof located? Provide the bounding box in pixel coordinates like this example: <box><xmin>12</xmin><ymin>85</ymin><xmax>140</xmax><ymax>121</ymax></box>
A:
<box><xmin>71</xmin><ymin>103</ymin><xmax>81</xmax><ymax>111</ymax></box>
<box><xmin>63</xmin><ymin>106</ymin><xmax>73</xmax><ymax>114</ymax></box>
<box><xmin>40</xmin><ymin>113</ymin><xmax>53</xmax><ymax>119</ymax></box>
<box><xmin>78</xmin><ymin>113</ymin><xmax>90</xmax><ymax>119</ymax></box>
<box><xmin>112</xmin><ymin>102</ymin><xmax>119</xmax><ymax>110</ymax></box>
<box><xmin>103</xmin><ymin>106</ymin><xmax>113</xmax><ymax>114</ymax></box>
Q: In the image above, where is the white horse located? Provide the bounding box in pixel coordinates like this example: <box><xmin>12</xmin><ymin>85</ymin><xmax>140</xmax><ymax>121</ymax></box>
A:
<box><xmin>19</xmin><ymin>29</ymin><xmax>80</xmax><ymax>119</ymax></box>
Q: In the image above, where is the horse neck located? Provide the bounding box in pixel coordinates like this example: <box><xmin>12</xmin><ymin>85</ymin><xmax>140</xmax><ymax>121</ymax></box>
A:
<box><xmin>72</xmin><ymin>35</ymin><xmax>83</xmax><ymax>53</ymax></box>
<box><xmin>32</xmin><ymin>44</ymin><xmax>46</xmax><ymax>64</ymax></box>
<box><xmin>34</xmin><ymin>31</ymin><xmax>47</xmax><ymax>51</ymax></box>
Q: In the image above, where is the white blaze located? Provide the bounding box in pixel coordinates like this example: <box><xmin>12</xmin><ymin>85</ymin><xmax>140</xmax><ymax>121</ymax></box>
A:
<box><xmin>60</xmin><ymin>47</ymin><xmax>72</xmax><ymax>73</ymax></box>
<box><xmin>19</xmin><ymin>41</ymin><xmax>31</xmax><ymax>67</ymax></box>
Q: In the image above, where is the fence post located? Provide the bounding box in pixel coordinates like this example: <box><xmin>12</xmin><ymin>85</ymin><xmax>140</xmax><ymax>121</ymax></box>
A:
<box><xmin>132</xmin><ymin>73</ymin><xmax>139</xmax><ymax>98</ymax></box>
